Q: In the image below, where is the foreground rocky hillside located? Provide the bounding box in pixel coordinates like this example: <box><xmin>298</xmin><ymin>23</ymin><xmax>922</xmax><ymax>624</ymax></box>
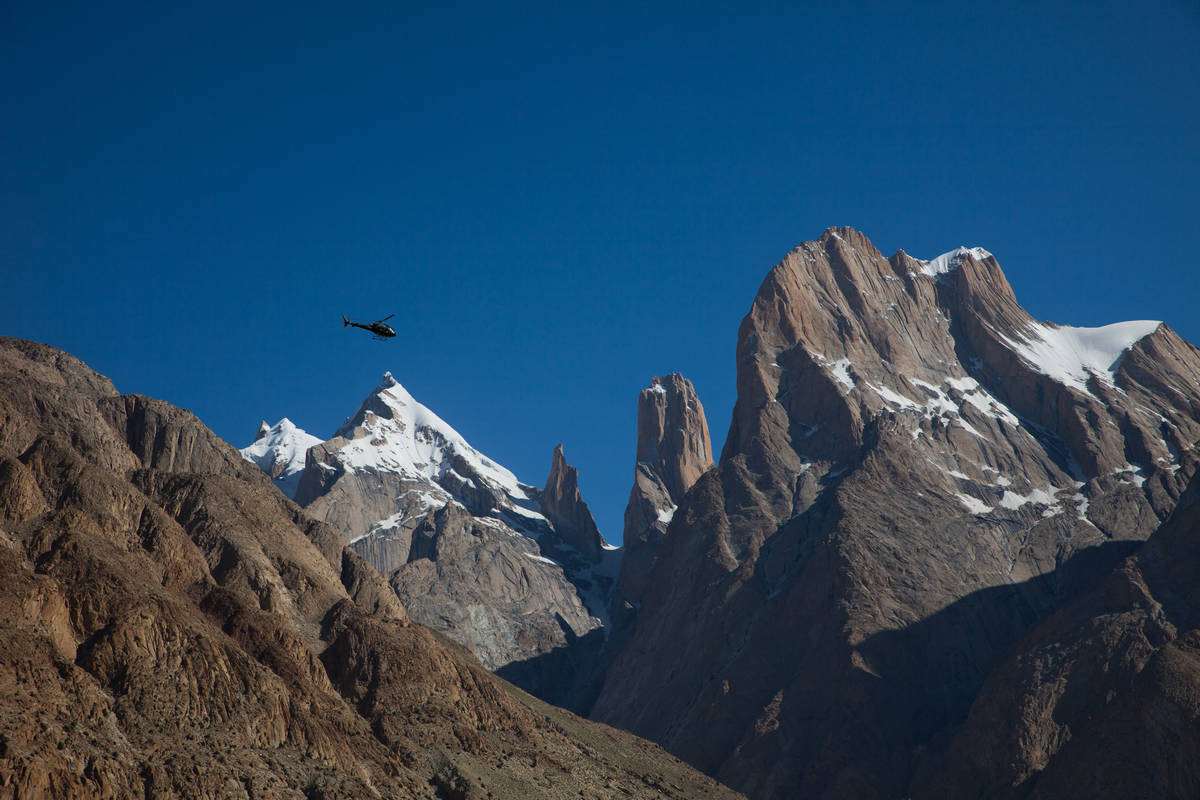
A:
<box><xmin>0</xmin><ymin>337</ymin><xmax>742</xmax><ymax>800</ymax></box>
<box><xmin>592</xmin><ymin>228</ymin><xmax>1200</xmax><ymax>799</ymax></box>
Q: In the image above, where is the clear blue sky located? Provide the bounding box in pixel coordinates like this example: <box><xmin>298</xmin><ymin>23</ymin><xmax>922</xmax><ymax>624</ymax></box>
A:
<box><xmin>5</xmin><ymin>1</ymin><xmax>1198</xmax><ymax>543</ymax></box>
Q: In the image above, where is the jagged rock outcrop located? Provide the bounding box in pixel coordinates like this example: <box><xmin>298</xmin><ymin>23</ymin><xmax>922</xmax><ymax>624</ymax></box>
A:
<box><xmin>541</xmin><ymin>443</ymin><xmax>608</xmax><ymax>564</ymax></box>
<box><xmin>0</xmin><ymin>336</ymin><xmax>744</xmax><ymax>800</ymax></box>
<box><xmin>618</xmin><ymin>374</ymin><xmax>714</xmax><ymax>609</ymax></box>
<box><xmin>591</xmin><ymin>228</ymin><xmax>1200</xmax><ymax>799</ymax></box>
<box><xmin>256</xmin><ymin>372</ymin><xmax>616</xmax><ymax>673</ymax></box>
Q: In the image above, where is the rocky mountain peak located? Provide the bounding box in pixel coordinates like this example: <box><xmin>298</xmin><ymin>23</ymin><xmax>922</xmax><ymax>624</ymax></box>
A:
<box><xmin>724</xmin><ymin>227</ymin><xmax>1195</xmax><ymax>524</ymax></box>
<box><xmin>541</xmin><ymin>443</ymin><xmax>608</xmax><ymax>564</ymax></box>
<box><xmin>297</xmin><ymin>372</ymin><xmax>530</xmax><ymax>519</ymax></box>
<box><xmin>635</xmin><ymin>374</ymin><xmax>714</xmax><ymax>500</ymax></box>
<box><xmin>593</xmin><ymin>229</ymin><xmax>1200</xmax><ymax>799</ymax></box>
<box><xmin>617</xmin><ymin>373</ymin><xmax>714</xmax><ymax>609</ymax></box>
<box><xmin>241</xmin><ymin>417</ymin><xmax>322</xmax><ymax>497</ymax></box>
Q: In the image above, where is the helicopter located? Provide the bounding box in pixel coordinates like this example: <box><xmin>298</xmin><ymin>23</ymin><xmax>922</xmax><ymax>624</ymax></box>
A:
<box><xmin>342</xmin><ymin>314</ymin><xmax>397</xmax><ymax>339</ymax></box>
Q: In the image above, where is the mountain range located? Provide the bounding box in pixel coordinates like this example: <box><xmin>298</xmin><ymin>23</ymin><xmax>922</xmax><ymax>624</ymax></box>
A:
<box><xmin>244</xmin><ymin>370</ymin><xmax>617</xmax><ymax>680</ymax></box>
<box><xmin>4</xmin><ymin>226</ymin><xmax>1198</xmax><ymax>799</ymax></box>
<box><xmin>0</xmin><ymin>336</ymin><xmax>742</xmax><ymax>799</ymax></box>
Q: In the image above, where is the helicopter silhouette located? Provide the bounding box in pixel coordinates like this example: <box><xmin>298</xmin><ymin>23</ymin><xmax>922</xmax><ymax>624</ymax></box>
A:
<box><xmin>342</xmin><ymin>314</ymin><xmax>397</xmax><ymax>340</ymax></box>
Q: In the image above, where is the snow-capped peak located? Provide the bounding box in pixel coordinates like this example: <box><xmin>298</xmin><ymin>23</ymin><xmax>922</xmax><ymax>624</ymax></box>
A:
<box><xmin>918</xmin><ymin>246</ymin><xmax>993</xmax><ymax>277</ymax></box>
<box><xmin>335</xmin><ymin>372</ymin><xmax>531</xmax><ymax>502</ymax></box>
<box><xmin>240</xmin><ymin>418</ymin><xmax>322</xmax><ymax>497</ymax></box>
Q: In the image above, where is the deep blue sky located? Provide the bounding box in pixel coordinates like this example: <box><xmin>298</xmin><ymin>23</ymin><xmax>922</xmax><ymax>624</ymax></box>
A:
<box><xmin>5</xmin><ymin>1</ymin><xmax>1198</xmax><ymax>542</ymax></box>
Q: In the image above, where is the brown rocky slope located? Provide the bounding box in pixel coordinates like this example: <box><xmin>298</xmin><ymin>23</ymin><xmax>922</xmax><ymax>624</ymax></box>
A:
<box><xmin>0</xmin><ymin>337</ymin><xmax>742</xmax><ymax>800</ymax></box>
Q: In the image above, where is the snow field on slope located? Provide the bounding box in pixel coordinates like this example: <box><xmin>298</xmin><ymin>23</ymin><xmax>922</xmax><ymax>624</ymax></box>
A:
<box><xmin>998</xmin><ymin>320</ymin><xmax>1161</xmax><ymax>395</ymax></box>
<box><xmin>869</xmin><ymin>375</ymin><xmax>1019</xmax><ymax>441</ymax></box>
<box><xmin>917</xmin><ymin>246</ymin><xmax>994</xmax><ymax>277</ymax></box>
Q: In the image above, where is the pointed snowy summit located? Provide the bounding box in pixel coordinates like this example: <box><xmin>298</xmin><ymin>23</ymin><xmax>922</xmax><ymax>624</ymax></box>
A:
<box><xmin>331</xmin><ymin>371</ymin><xmax>532</xmax><ymax>504</ymax></box>
<box><xmin>240</xmin><ymin>418</ymin><xmax>322</xmax><ymax>497</ymax></box>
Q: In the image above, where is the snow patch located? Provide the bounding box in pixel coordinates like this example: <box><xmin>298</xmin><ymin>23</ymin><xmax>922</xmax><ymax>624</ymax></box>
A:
<box><xmin>1073</xmin><ymin>491</ymin><xmax>1092</xmax><ymax>522</ymax></box>
<box><xmin>808</xmin><ymin>351</ymin><xmax>857</xmax><ymax>393</ymax></box>
<box><xmin>945</xmin><ymin>377</ymin><xmax>1020</xmax><ymax>427</ymax></box>
<box><xmin>956</xmin><ymin>493</ymin><xmax>993</xmax><ymax>515</ymax></box>
<box><xmin>1115</xmin><ymin>464</ymin><xmax>1148</xmax><ymax>487</ymax></box>
<box><xmin>997</xmin><ymin>487</ymin><xmax>1058</xmax><ymax>511</ymax></box>
<box><xmin>830</xmin><ymin>358</ymin><xmax>856</xmax><ymax>393</ymax></box>
<box><xmin>998</xmin><ymin>321</ymin><xmax>1161</xmax><ymax>395</ymax></box>
<box><xmin>873</xmin><ymin>375</ymin><xmax>1018</xmax><ymax>441</ymax></box>
<box><xmin>916</xmin><ymin>246</ymin><xmax>993</xmax><ymax>277</ymax></box>
<box><xmin>872</xmin><ymin>383</ymin><xmax>923</xmax><ymax>411</ymax></box>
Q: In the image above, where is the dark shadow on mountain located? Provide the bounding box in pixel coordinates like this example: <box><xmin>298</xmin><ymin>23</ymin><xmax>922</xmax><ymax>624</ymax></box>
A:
<box><xmin>496</xmin><ymin>625</ymin><xmax>609</xmax><ymax>714</ymax></box>
<box><xmin>847</xmin><ymin>539</ymin><xmax>1142</xmax><ymax>796</ymax></box>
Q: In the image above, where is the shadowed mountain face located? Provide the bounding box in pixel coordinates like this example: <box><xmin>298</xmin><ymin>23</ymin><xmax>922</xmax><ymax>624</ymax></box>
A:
<box><xmin>0</xmin><ymin>337</ymin><xmax>743</xmax><ymax>800</ymax></box>
<box><xmin>591</xmin><ymin>228</ymin><xmax>1200</xmax><ymax>799</ymax></box>
<box><xmin>912</xmin><ymin>468</ymin><xmax>1200</xmax><ymax>800</ymax></box>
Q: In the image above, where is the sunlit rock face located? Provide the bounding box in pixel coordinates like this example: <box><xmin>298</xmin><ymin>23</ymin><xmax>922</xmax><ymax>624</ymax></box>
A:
<box><xmin>616</xmin><ymin>373</ymin><xmax>714</xmax><ymax>611</ymax></box>
<box><xmin>592</xmin><ymin>227</ymin><xmax>1200</xmax><ymax>800</ymax></box>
